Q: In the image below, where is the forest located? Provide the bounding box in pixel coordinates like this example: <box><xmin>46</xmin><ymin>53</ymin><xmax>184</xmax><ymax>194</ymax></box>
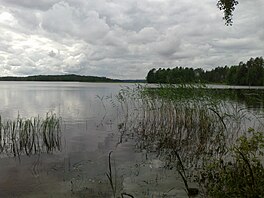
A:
<box><xmin>146</xmin><ymin>57</ymin><xmax>264</xmax><ymax>86</ymax></box>
<box><xmin>0</xmin><ymin>74</ymin><xmax>121</xmax><ymax>83</ymax></box>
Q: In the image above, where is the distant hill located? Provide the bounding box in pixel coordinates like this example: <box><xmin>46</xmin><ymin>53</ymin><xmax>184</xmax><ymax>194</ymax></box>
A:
<box><xmin>0</xmin><ymin>74</ymin><xmax>122</xmax><ymax>82</ymax></box>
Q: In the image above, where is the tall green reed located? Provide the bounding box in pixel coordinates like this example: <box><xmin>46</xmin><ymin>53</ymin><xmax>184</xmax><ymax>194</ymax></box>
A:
<box><xmin>113</xmin><ymin>84</ymin><xmax>264</xmax><ymax>197</ymax></box>
<box><xmin>0</xmin><ymin>113</ymin><xmax>62</xmax><ymax>157</ymax></box>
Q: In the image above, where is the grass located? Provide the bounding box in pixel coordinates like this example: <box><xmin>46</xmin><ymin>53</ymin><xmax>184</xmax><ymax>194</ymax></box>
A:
<box><xmin>0</xmin><ymin>113</ymin><xmax>62</xmax><ymax>157</ymax></box>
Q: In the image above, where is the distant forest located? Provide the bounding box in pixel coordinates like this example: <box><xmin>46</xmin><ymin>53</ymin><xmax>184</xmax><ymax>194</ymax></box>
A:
<box><xmin>146</xmin><ymin>57</ymin><xmax>264</xmax><ymax>86</ymax></box>
<box><xmin>0</xmin><ymin>74</ymin><xmax>121</xmax><ymax>82</ymax></box>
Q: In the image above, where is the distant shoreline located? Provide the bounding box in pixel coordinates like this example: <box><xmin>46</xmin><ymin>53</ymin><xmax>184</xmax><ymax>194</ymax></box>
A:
<box><xmin>0</xmin><ymin>74</ymin><xmax>146</xmax><ymax>83</ymax></box>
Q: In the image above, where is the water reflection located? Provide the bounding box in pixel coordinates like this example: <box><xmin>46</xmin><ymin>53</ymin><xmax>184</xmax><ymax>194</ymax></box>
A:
<box><xmin>207</xmin><ymin>88</ymin><xmax>264</xmax><ymax>110</ymax></box>
<box><xmin>0</xmin><ymin>81</ymin><xmax>124</xmax><ymax>120</ymax></box>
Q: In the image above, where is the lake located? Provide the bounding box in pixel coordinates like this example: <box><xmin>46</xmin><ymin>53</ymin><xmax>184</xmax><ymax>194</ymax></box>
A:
<box><xmin>0</xmin><ymin>82</ymin><xmax>263</xmax><ymax>197</ymax></box>
<box><xmin>0</xmin><ymin>82</ymin><xmax>128</xmax><ymax>197</ymax></box>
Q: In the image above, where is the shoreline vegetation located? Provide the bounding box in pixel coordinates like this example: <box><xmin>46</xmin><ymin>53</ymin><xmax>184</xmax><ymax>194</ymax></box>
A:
<box><xmin>146</xmin><ymin>56</ymin><xmax>264</xmax><ymax>86</ymax></box>
<box><xmin>113</xmin><ymin>84</ymin><xmax>264</xmax><ymax>197</ymax></box>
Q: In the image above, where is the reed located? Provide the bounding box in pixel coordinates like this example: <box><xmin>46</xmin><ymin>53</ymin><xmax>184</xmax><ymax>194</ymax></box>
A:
<box><xmin>105</xmin><ymin>151</ymin><xmax>117</xmax><ymax>197</ymax></box>
<box><xmin>114</xmin><ymin>84</ymin><xmax>264</xmax><ymax>197</ymax></box>
<box><xmin>105</xmin><ymin>151</ymin><xmax>135</xmax><ymax>198</ymax></box>
<box><xmin>0</xmin><ymin>113</ymin><xmax>62</xmax><ymax>157</ymax></box>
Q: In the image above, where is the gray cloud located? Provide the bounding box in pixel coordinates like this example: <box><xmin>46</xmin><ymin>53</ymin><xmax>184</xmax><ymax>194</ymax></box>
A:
<box><xmin>41</xmin><ymin>2</ymin><xmax>110</xmax><ymax>43</ymax></box>
<box><xmin>0</xmin><ymin>0</ymin><xmax>263</xmax><ymax>79</ymax></box>
<box><xmin>0</xmin><ymin>0</ymin><xmax>60</xmax><ymax>10</ymax></box>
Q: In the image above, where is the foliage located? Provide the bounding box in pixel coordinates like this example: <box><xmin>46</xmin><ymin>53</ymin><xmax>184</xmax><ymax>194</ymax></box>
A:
<box><xmin>146</xmin><ymin>67</ymin><xmax>197</xmax><ymax>84</ymax></box>
<box><xmin>200</xmin><ymin>129</ymin><xmax>264</xmax><ymax>197</ymax></box>
<box><xmin>146</xmin><ymin>57</ymin><xmax>264</xmax><ymax>86</ymax></box>
<box><xmin>217</xmin><ymin>0</ymin><xmax>239</xmax><ymax>26</ymax></box>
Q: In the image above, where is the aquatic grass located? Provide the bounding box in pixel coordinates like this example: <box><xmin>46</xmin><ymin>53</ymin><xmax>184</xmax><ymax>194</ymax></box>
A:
<box><xmin>105</xmin><ymin>151</ymin><xmax>117</xmax><ymax>197</ymax></box>
<box><xmin>0</xmin><ymin>113</ymin><xmax>62</xmax><ymax>157</ymax></box>
<box><xmin>105</xmin><ymin>151</ymin><xmax>135</xmax><ymax>198</ymax></box>
<box><xmin>42</xmin><ymin>114</ymin><xmax>62</xmax><ymax>153</ymax></box>
<box><xmin>113</xmin><ymin>84</ymin><xmax>264</xmax><ymax>197</ymax></box>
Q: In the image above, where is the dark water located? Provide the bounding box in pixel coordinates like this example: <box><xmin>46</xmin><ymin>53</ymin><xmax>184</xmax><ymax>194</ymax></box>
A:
<box><xmin>0</xmin><ymin>82</ymin><xmax>263</xmax><ymax>197</ymax></box>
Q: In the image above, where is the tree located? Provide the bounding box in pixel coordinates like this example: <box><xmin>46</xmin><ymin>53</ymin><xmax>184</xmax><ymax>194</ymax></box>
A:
<box><xmin>236</xmin><ymin>62</ymin><xmax>248</xmax><ymax>85</ymax></box>
<box><xmin>146</xmin><ymin>68</ymin><xmax>156</xmax><ymax>83</ymax></box>
<box><xmin>194</xmin><ymin>68</ymin><xmax>205</xmax><ymax>82</ymax></box>
<box><xmin>217</xmin><ymin>0</ymin><xmax>239</xmax><ymax>26</ymax></box>
<box><xmin>227</xmin><ymin>65</ymin><xmax>237</xmax><ymax>85</ymax></box>
<box><xmin>145</xmin><ymin>57</ymin><xmax>263</xmax><ymax>85</ymax></box>
<box><xmin>247</xmin><ymin>57</ymin><xmax>264</xmax><ymax>86</ymax></box>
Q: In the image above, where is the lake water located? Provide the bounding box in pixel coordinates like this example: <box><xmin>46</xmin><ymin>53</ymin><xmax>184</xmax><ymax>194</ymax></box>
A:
<box><xmin>0</xmin><ymin>82</ymin><xmax>263</xmax><ymax>197</ymax></box>
<box><xmin>0</xmin><ymin>82</ymin><xmax>187</xmax><ymax>197</ymax></box>
<box><xmin>0</xmin><ymin>82</ymin><xmax>123</xmax><ymax>196</ymax></box>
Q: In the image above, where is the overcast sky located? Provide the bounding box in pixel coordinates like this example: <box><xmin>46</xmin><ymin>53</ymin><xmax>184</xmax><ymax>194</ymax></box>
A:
<box><xmin>0</xmin><ymin>0</ymin><xmax>263</xmax><ymax>79</ymax></box>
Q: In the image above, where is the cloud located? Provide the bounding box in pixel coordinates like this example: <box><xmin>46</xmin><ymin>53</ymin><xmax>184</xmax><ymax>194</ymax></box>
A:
<box><xmin>0</xmin><ymin>0</ymin><xmax>263</xmax><ymax>79</ymax></box>
<box><xmin>0</xmin><ymin>0</ymin><xmax>60</xmax><ymax>10</ymax></box>
<box><xmin>129</xmin><ymin>27</ymin><xmax>159</xmax><ymax>44</ymax></box>
<box><xmin>41</xmin><ymin>2</ymin><xmax>110</xmax><ymax>43</ymax></box>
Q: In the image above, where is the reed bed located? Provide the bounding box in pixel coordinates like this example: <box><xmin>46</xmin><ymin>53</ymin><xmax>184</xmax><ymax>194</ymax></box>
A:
<box><xmin>0</xmin><ymin>113</ymin><xmax>62</xmax><ymax>157</ymax></box>
<box><xmin>116</xmin><ymin>85</ymin><xmax>252</xmax><ymax>157</ymax></box>
<box><xmin>113</xmin><ymin>84</ymin><xmax>264</xmax><ymax>197</ymax></box>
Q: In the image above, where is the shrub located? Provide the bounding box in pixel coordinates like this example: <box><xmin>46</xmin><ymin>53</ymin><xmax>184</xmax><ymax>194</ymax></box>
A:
<box><xmin>200</xmin><ymin>129</ymin><xmax>264</xmax><ymax>197</ymax></box>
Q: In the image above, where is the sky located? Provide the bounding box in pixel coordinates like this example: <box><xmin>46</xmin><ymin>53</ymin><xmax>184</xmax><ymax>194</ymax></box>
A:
<box><xmin>0</xmin><ymin>0</ymin><xmax>263</xmax><ymax>79</ymax></box>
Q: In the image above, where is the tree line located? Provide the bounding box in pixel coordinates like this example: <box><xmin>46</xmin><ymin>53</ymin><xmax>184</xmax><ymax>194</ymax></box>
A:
<box><xmin>146</xmin><ymin>57</ymin><xmax>264</xmax><ymax>86</ymax></box>
<box><xmin>0</xmin><ymin>74</ymin><xmax>121</xmax><ymax>83</ymax></box>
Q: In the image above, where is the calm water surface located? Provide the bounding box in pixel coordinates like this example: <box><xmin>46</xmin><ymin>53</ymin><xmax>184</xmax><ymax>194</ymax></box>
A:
<box><xmin>0</xmin><ymin>81</ymin><xmax>123</xmax><ymax>120</ymax></box>
<box><xmin>0</xmin><ymin>82</ymin><xmax>187</xmax><ymax>198</ymax></box>
<box><xmin>0</xmin><ymin>82</ymin><xmax>131</xmax><ymax>197</ymax></box>
<box><xmin>0</xmin><ymin>82</ymin><xmax>263</xmax><ymax>197</ymax></box>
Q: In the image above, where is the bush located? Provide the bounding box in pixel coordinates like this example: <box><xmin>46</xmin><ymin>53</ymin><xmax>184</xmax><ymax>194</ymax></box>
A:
<box><xmin>200</xmin><ymin>129</ymin><xmax>264</xmax><ymax>197</ymax></box>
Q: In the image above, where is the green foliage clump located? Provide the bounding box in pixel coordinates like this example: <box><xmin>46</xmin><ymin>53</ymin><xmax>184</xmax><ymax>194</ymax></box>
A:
<box><xmin>200</xmin><ymin>129</ymin><xmax>264</xmax><ymax>197</ymax></box>
<box><xmin>217</xmin><ymin>0</ymin><xmax>239</xmax><ymax>26</ymax></box>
